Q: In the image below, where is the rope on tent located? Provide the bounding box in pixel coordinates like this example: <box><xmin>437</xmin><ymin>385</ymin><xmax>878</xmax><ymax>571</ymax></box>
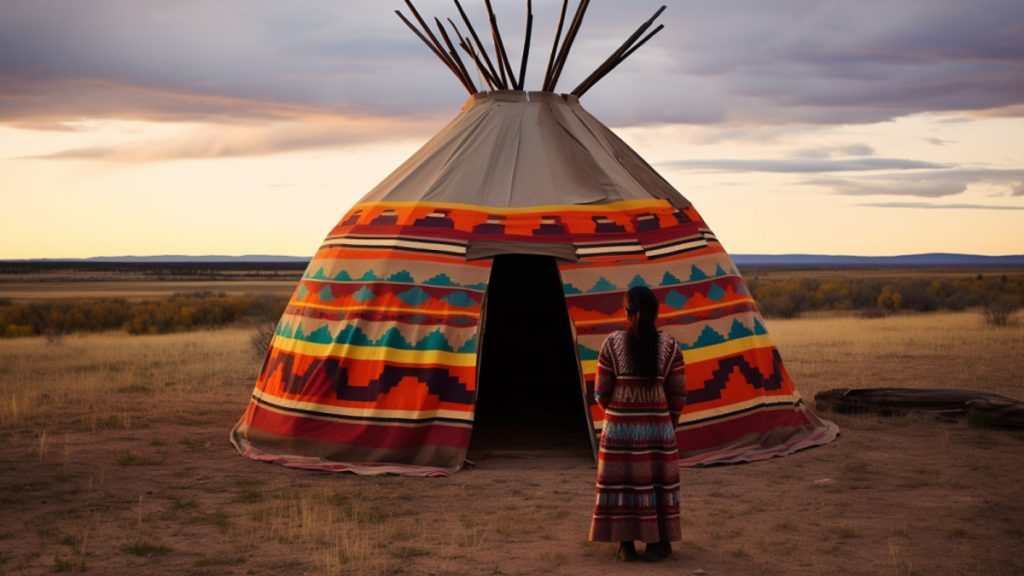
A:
<box><xmin>395</xmin><ymin>0</ymin><xmax>666</xmax><ymax>97</ymax></box>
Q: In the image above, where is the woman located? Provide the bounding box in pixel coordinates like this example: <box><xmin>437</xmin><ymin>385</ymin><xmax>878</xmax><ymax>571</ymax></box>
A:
<box><xmin>589</xmin><ymin>285</ymin><xmax>686</xmax><ymax>562</ymax></box>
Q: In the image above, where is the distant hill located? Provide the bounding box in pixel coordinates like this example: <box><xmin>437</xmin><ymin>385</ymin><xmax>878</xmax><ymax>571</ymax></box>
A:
<box><xmin>11</xmin><ymin>255</ymin><xmax>311</xmax><ymax>264</ymax></box>
<box><xmin>4</xmin><ymin>253</ymin><xmax>1023</xmax><ymax>266</ymax></box>
<box><xmin>731</xmin><ymin>253</ymin><xmax>1024</xmax><ymax>266</ymax></box>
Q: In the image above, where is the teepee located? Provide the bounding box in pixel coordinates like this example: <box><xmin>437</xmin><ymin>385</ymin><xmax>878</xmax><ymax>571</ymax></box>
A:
<box><xmin>231</xmin><ymin>0</ymin><xmax>838</xmax><ymax>476</ymax></box>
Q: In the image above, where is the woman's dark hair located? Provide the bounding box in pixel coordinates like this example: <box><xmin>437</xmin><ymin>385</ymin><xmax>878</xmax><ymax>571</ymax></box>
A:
<box><xmin>625</xmin><ymin>286</ymin><xmax>660</xmax><ymax>380</ymax></box>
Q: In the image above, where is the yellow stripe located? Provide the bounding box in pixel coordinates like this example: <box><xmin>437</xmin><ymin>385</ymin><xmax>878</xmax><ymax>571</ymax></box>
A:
<box><xmin>290</xmin><ymin>301</ymin><xmax>480</xmax><ymax>318</ymax></box>
<box><xmin>684</xmin><ymin>334</ymin><xmax>775</xmax><ymax>364</ymax></box>
<box><xmin>253</xmin><ymin>389</ymin><xmax>474</xmax><ymax>423</ymax></box>
<box><xmin>351</xmin><ymin>199</ymin><xmax>668</xmax><ymax>214</ymax></box>
<box><xmin>271</xmin><ymin>336</ymin><xmax>478</xmax><ymax>367</ymax></box>
<box><xmin>571</xmin><ymin>298</ymin><xmax>756</xmax><ymax>327</ymax></box>
<box><xmin>579</xmin><ymin>334</ymin><xmax>776</xmax><ymax>375</ymax></box>
<box><xmin>679</xmin><ymin>394</ymin><xmax>802</xmax><ymax>426</ymax></box>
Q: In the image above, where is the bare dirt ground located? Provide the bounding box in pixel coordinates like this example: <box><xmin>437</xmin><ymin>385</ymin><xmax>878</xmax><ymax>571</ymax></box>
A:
<box><xmin>1</xmin><ymin>313</ymin><xmax>1023</xmax><ymax>576</ymax></box>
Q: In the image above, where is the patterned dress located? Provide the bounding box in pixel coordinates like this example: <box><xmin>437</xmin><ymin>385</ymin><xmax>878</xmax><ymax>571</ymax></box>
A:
<box><xmin>589</xmin><ymin>330</ymin><xmax>686</xmax><ymax>543</ymax></box>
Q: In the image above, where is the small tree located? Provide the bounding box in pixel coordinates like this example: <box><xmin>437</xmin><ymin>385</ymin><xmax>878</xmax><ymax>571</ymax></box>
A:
<box><xmin>876</xmin><ymin>286</ymin><xmax>903</xmax><ymax>315</ymax></box>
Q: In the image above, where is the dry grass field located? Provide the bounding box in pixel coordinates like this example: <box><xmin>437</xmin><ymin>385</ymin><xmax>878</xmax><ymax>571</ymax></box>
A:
<box><xmin>0</xmin><ymin>280</ymin><xmax>296</xmax><ymax>302</ymax></box>
<box><xmin>1</xmin><ymin>312</ymin><xmax>1023</xmax><ymax>575</ymax></box>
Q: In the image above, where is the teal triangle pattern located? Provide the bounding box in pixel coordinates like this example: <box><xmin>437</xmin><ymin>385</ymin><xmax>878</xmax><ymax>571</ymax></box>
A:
<box><xmin>376</xmin><ymin>327</ymin><xmax>413</xmax><ymax>350</ymax></box>
<box><xmin>276</xmin><ymin>322</ymin><xmax>294</xmax><ymax>339</ymax></box>
<box><xmin>728</xmin><ymin>319</ymin><xmax>754</xmax><ymax>340</ymax></box>
<box><xmin>387</xmin><ymin>270</ymin><xmax>415</xmax><ymax>283</ymax></box>
<box><xmin>443</xmin><ymin>291</ymin><xmax>475</xmax><ymax>308</ymax></box>
<box><xmin>590</xmin><ymin>277</ymin><xmax>618</xmax><ymax>292</ymax></box>
<box><xmin>715</xmin><ymin>264</ymin><xmax>727</xmax><ymax>277</ymax></box>
<box><xmin>304</xmin><ymin>325</ymin><xmax>334</xmax><ymax>344</ymax></box>
<box><xmin>707</xmin><ymin>283</ymin><xmax>726</xmax><ymax>301</ymax></box>
<box><xmin>691</xmin><ymin>325</ymin><xmax>726</xmax><ymax>349</ymax></box>
<box><xmin>358</xmin><ymin>270</ymin><xmax>381</xmax><ymax>282</ymax></box>
<box><xmin>296</xmin><ymin>284</ymin><xmax>309</xmax><ymax>300</ymax></box>
<box><xmin>464</xmin><ymin>282</ymin><xmax>487</xmax><ymax>291</ymax></box>
<box><xmin>457</xmin><ymin>334</ymin><xmax>478</xmax><ymax>354</ymax></box>
<box><xmin>664</xmin><ymin>290</ymin><xmax>688</xmax><ymax>310</ymax></box>
<box><xmin>416</xmin><ymin>330</ymin><xmax>453</xmax><ymax>352</ymax></box>
<box><xmin>577</xmin><ymin>345</ymin><xmax>599</xmax><ymax>361</ymax></box>
<box><xmin>352</xmin><ymin>286</ymin><xmax>376</xmax><ymax>303</ymax></box>
<box><xmin>563</xmin><ymin>283</ymin><xmax>583</xmax><ymax>295</ymax></box>
<box><xmin>424</xmin><ymin>273</ymin><xmax>457</xmax><ymax>287</ymax></box>
<box><xmin>335</xmin><ymin>325</ymin><xmax>373</xmax><ymax>346</ymax></box>
<box><xmin>753</xmin><ymin>318</ymin><xmax>768</xmax><ymax>335</ymax></box>
<box><xmin>689</xmin><ymin>265</ymin><xmax>709</xmax><ymax>282</ymax></box>
<box><xmin>318</xmin><ymin>286</ymin><xmax>335</xmax><ymax>303</ymax></box>
<box><xmin>397</xmin><ymin>287</ymin><xmax>431</xmax><ymax>306</ymax></box>
<box><xmin>333</xmin><ymin>270</ymin><xmax>352</xmax><ymax>282</ymax></box>
<box><xmin>660</xmin><ymin>271</ymin><xmax>682</xmax><ymax>286</ymax></box>
<box><xmin>627</xmin><ymin>275</ymin><xmax>650</xmax><ymax>289</ymax></box>
<box><xmin>311</xmin><ymin>268</ymin><xmax>328</xmax><ymax>280</ymax></box>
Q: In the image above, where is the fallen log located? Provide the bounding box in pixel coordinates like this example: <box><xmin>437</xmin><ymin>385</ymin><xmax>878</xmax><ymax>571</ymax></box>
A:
<box><xmin>814</xmin><ymin>388</ymin><xmax>1024</xmax><ymax>429</ymax></box>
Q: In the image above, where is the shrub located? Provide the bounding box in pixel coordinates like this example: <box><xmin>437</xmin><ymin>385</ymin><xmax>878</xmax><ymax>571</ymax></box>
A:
<box><xmin>0</xmin><ymin>293</ymin><xmax>290</xmax><ymax>338</ymax></box>
<box><xmin>876</xmin><ymin>286</ymin><xmax>903</xmax><ymax>315</ymax></box>
<box><xmin>981</xmin><ymin>296</ymin><xmax>1018</xmax><ymax>327</ymax></box>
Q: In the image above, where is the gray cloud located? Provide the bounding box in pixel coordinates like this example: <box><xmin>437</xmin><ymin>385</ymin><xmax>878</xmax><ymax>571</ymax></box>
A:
<box><xmin>790</xmin><ymin>144</ymin><xmax>876</xmax><ymax>159</ymax></box>
<box><xmin>667</xmin><ymin>158</ymin><xmax>949</xmax><ymax>173</ymax></box>
<box><xmin>806</xmin><ymin>169</ymin><xmax>1024</xmax><ymax>198</ymax></box>
<box><xmin>1</xmin><ymin>0</ymin><xmax>1022</xmax><ymax>130</ymax></box>
<box><xmin>809</xmin><ymin>176</ymin><xmax>969</xmax><ymax>198</ymax></box>
<box><xmin>21</xmin><ymin>115</ymin><xmax>439</xmax><ymax>161</ymax></box>
<box><xmin>860</xmin><ymin>201</ymin><xmax>1024</xmax><ymax>210</ymax></box>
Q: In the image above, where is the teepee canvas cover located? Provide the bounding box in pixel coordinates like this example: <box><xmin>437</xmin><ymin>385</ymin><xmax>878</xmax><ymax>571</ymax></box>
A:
<box><xmin>231</xmin><ymin>3</ymin><xmax>838</xmax><ymax>477</ymax></box>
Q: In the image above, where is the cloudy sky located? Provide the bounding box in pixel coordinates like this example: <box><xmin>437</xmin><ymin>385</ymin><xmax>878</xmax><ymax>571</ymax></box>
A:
<box><xmin>1</xmin><ymin>0</ymin><xmax>1022</xmax><ymax>258</ymax></box>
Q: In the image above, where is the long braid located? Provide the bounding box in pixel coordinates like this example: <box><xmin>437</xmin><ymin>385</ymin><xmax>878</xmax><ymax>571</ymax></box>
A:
<box><xmin>625</xmin><ymin>286</ymin><xmax>660</xmax><ymax>380</ymax></box>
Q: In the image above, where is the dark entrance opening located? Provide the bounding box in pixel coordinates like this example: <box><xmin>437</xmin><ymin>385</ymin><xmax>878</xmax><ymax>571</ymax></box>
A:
<box><xmin>470</xmin><ymin>254</ymin><xmax>593</xmax><ymax>457</ymax></box>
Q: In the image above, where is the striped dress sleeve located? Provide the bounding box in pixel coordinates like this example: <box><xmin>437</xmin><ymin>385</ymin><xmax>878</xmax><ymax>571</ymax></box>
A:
<box><xmin>594</xmin><ymin>336</ymin><xmax>617</xmax><ymax>410</ymax></box>
<box><xmin>665</xmin><ymin>338</ymin><xmax>686</xmax><ymax>424</ymax></box>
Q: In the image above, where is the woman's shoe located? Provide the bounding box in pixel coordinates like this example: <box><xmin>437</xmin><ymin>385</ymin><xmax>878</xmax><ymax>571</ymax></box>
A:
<box><xmin>616</xmin><ymin>541</ymin><xmax>639</xmax><ymax>562</ymax></box>
<box><xmin>643</xmin><ymin>541</ymin><xmax>671</xmax><ymax>562</ymax></box>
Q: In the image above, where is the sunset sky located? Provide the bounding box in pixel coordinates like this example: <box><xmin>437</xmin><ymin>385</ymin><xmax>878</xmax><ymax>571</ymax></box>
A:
<box><xmin>1</xmin><ymin>0</ymin><xmax>1022</xmax><ymax>259</ymax></box>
